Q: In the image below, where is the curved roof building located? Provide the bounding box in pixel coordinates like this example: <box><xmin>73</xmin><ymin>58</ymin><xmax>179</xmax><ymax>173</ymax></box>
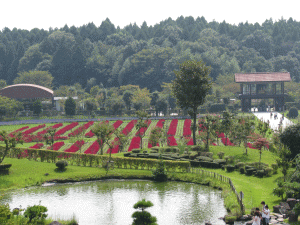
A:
<box><xmin>0</xmin><ymin>84</ymin><xmax>54</xmax><ymax>99</ymax></box>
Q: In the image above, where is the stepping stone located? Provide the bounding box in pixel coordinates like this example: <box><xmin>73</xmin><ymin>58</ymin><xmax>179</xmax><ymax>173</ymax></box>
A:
<box><xmin>277</xmin><ymin>218</ymin><xmax>284</xmax><ymax>222</ymax></box>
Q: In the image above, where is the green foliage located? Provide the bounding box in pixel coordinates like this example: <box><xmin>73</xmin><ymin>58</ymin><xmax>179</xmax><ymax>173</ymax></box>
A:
<box><xmin>14</xmin><ymin>70</ymin><xmax>54</xmax><ymax>89</ymax></box>
<box><xmin>132</xmin><ymin>199</ymin><xmax>157</xmax><ymax>225</ymax></box>
<box><xmin>226</xmin><ymin>165</ymin><xmax>235</xmax><ymax>172</ymax></box>
<box><xmin>0</xmin><ymin>130</ymin><xmax>23</xmax><ymax>164</ymax></box>
<box><xmin>56</xmin><ymin>160</ymin><xmax>68</xmax><ymax>170</ymax></box>
<box><xmin>65</xmin><ymin>97</ymin><xmax>76</xmax><ymax>116</ymax></box>
<box><xmin>279</xmin><ymin>124</ymin><xmax>300</xmax><ymax>159</ymax></box>
<box><xmin>289</xmin><ymin>107</ymin><xmax>299</xmax><ymax>118</ymax></box>
<box><xmin>209</xmin><ymin>103</ymin><xmax>226</xmax><ymax>113</ymax></box>
<box><xmin>293</xmin><ymin>202</ymin><xmax>300</xmax><ymax>215</ymax></box>
<box><xmin>24</xmin><ymin>205</ymin><xmax>48</xmax><ymax>223</ymax></box>
<box><xmin>0</xmin><ymin>203</ymin><xmax>12</xmax><ymax>224</ymax></box>
<box><xmin>152</xmin><ymin>157</ymin><xmax>168</xmax><ymax>181</ymax></box>
<box><xmin>0</xmin><ymin>96</ymin><xmax>23</xmax><ymax>119</ymax></box>
<box><xmin>172</xmin><ymin>60</ymin><xmax>212</xmax><ymax>145</ymax></box>
<box><xmin>32</xmin><ymin>100</ymin><xmax>42</xmax><ymax>116</ymax></box>
<box><xmin>91</xmin><ymin>122</ymin><xmax>115</xmax><ymax>155</ymax></box>
<box><xmin>218</xmin><ymin>151</ymin><xmax>225</xmax><ymax>159</ymax></box>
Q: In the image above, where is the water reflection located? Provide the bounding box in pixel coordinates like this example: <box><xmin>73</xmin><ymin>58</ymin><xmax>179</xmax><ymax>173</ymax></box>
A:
<box><xmin>1</xmin><ymin>180</ymin><xmax>226</xmax><ymax>225</ymax></box>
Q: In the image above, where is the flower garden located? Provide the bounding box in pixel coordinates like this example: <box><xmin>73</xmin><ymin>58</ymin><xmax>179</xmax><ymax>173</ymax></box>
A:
<box><xmin>0</xmin><ymin>117</ymin><xmax>265</xmax><ymax>157</ymax></box>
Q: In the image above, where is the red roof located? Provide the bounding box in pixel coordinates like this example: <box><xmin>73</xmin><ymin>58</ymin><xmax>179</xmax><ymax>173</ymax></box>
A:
<box><xmin>235</xmin><ymin>72</ymin><xmax>291</xmax><ymax>83</ymax></box>
<box><xmin>0</xmin><ymin>84</ymin><xmax>53</xmax><ymax>99</ymax></box>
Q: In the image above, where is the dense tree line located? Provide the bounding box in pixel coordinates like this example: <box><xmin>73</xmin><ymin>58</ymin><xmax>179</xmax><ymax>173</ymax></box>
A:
<box><xmin>1</xmin><ymin>16</ymin><xmax>300</xmax><ymax>92</ymax></box>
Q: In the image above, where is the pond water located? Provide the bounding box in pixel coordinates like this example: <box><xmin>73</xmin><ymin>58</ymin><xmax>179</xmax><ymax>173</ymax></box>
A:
<box><xmin>1</xmin><ymin>180</ymin><xmax>227</xmax><ymax>225</ymax></box>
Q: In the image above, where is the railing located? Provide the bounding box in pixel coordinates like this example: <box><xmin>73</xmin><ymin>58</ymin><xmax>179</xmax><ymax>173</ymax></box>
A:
<box><xmin>190</xmin><ymin>167</ymin><xmax>245</xmax><ymax>214</ymax></box>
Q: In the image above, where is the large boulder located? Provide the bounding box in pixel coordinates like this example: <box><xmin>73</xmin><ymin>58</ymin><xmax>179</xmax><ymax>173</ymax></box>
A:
<box><xmin>287</xmin><ymin>198</ymin><xmax>298</xmax><ymax>210</ymax></box>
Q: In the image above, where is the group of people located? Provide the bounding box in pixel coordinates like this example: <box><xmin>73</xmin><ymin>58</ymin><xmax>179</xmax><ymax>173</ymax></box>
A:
<box><xmin>252</xmin><ymin>201</ymin><xmax>270</xmax><ymax>225</ymax></box>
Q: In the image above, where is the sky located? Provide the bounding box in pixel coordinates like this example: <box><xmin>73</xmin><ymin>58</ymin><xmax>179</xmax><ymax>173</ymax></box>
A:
<box><xmin>1</xmin><ymin>0</ymin><xmax>300</xmax><ymax>31</ymax></box>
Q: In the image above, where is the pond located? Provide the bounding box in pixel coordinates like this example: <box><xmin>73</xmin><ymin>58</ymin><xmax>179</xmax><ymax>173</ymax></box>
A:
<box><xmin>1</xmin><ymin>180</ymin><xmax>227</xmax><ymax>225</ymax></box>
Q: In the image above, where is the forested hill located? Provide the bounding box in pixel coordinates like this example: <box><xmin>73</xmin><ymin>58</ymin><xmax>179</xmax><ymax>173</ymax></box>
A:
<box><xmin>1</xmin><ymin>16</ymin><xmax>300</xmax><ymax>91</ymax></box>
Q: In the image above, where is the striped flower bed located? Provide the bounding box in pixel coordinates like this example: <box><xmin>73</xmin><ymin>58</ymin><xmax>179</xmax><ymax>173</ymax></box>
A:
<box><xmin>183</xmin><ymin>119</ymin><xmax>192</xmax><ymax>137</ymax></box>
<box><xmin>122</xmin><ymin>120</ymin><xmax>137</xmax><ymax>135</ymax></box>
<box><xmin>37</xmin><ymin>123</ymin><xmax>63</xmax><ymax>135</ymax></box>
<box><xmin>167</xmin><ymin>119</ymin><xmax>178</xmax><ymax>136</ymax></box>
<box><xmin>55</xmin><ymin>122</ymin><xmax>79</xmax><ymax>136</ymax></box>
<box><xmin>113</xmin><ymin>120</ymin><xmax>123</xmax><ymax>130</ymax></box>
<box><xmin>84</xmin><ymin>141</ymin><xmax>100</xmax><ymax>154</ymax></box>
<box><xmin>168</xmin><ymin>136</ymin><xmax>178</xmax><ymax>146</ymax></box>
<box><xmin>9</xmin><ymin>126</ymin><xmax>29</xmax><ymax>136</ymax></box>
<box><xmin>128</xmin><ymin>136</ymin><xmax>141</xmax><ymax>151</ymax></box>
<box><xmin>64</xmin><ymin>140</ymin><xmax>85</xmax><ymax>153</ymax></box>
<box><xmin>48</xmin><ymin>142</ymin><xmax>65</xmax><ymax>151</ymax></box>
<box><xmin>23</xmin><ymin>124</ymin><xmax>46</xmax><ymax>135</ymax></box>
<box><xmin>148</xmin><ymin>119</ymin><xmax>165</xmax><ymax>148</ymax></box>
<box><xmin>85</xmin><ymin>121</ymin><xmax>108</xmax><ymax>138</ymax></box>
<box><xmin>68</xmin><ymin>121</ymin><xmax>94</xmax><ymax>137</ymax></box>
<box><xmin>29</xmin><ymin>143</ymin><xmax>44</xmax><ymax>149</ymax></box>
<box><xmin>135</xmin><ymin>120</ymin><xmax>152</xmax><ymax>136</ymax></box>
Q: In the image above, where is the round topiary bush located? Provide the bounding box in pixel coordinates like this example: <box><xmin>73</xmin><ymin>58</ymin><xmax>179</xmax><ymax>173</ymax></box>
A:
<box><xmin>217</xmin><ymin>151</ymin><xmax>225</xmax><ymax>159</ymax></box>
<box><xmin>56</xmin><ymin>160</ymin><xmax>68</xmax><ymax>170</ymax></box>
<box><xmin>256</xmin><ymin>170</ymin><xmax>265</xmax><ymax>178</ymax></box>
<box><xmin>289</xmin><ymin>107</ymin><xmax>298</xmax><ymax>119</ymax></box>
<box><xmin>239</xmin><ymin>167</ymin><xmax>245</xmax><ymax>174</ymax></box>
<box><xmin>226</xmin><ymin>165</ymin><xmax>235</xmax><ymax>172</ymax></box>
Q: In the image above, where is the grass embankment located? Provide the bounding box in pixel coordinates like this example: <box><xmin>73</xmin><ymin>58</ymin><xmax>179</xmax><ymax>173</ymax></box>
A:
<box><xmin>203</xmin><ymin>145</ymin><xmax>282</xmax><ymax>214</ymax></box>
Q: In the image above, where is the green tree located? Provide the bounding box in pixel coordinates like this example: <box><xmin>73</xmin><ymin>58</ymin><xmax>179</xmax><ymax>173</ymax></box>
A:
<box><xmin>132</xmin><ymin>199</ymin><xmax>157</xmax><ymax>225</ymax></box>
<box><xmin>32</xmin><ymin>100</ymin><xmax>42</xmax><ymax>116</ymax></box>
<box><xmin>65</xmin><ymin>97</ymin><xmax>76</xmax><ymax>116</ymax></box>
<box><xmin>0</xmin><ymin>130</ymin><xmax>23</xmax><ymax>164</ymax></box>
<box><xmin>91</xmin><ymin>122</ymin><xmax>114</xmax><ymax>155</ymax></box>
<box><xmin>220</xmin><ymin>111</ymin><xmax>233</xmax><ymax>146</ymax></box>
<box><xmin>171</xmin><ymin>60</ymin><xmax>212</xmax><ymax>145</ymax></box>
<box><xmin>148</xmin><ymin>127</ymin><xmax>163</xmax><ymax>147</ymax></box>
<box><xmin>44</xmin><ymin>128</ymin><xmax>57</xmax><ymax>149</ymax></box>
<box><xmin>0</xmin><ymin>79</ymin><xmax>7</xmax><ymax>89</ymax></box>
<box><xmin>0</xmin><ymin>96</ymin><xmax>23</xmax><ymax>119</ymax></box>
<box><xmin>123</xmin><ymin>90</ymin><xmax>133</xmax><ymax>110</ymax></box>
<box><xmin>135</xmin><ymin>110</ymin><xmax>150</xmax><ymax>149</ymax></box>
<box><xmin>276</xmin><ymin>145</ymin><xmax>291</xmax><ymax>182</ymax></box>
<box><xmin>13</xmin><ymin>70</ymin><xmax>54</xmax><ymax>89</ymax></box>
<box><xmin>114</xmin><ymin>130</ymin><xmax>130</xmax><ymax>152</ymax></box>
<box><xmin>279</xmin><ymin>124</ymin><xmax>300</xmax><ymax>159</ymax></box>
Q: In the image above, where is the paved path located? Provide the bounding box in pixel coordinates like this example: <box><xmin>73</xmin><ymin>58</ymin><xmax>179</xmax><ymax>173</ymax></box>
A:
<box><xmin>253</xmin><ymin>112</ymin><xmax>294</xmax><ymax>131</ymax></box>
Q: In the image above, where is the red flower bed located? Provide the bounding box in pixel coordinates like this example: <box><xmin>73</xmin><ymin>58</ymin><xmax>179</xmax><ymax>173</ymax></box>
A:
<box><xmin>168</xmin><ymin>136</ymin><xmax>178</xmax><ymax>146</ymax></box>
<box><xmin>187</xmin><ymin>137</ymin><xmax>194</xmax><ymax>145</ymax></box>
<box><xmin>107</xmin><ymin>137</ymin><xmax>119</xmax><ymax>154</ymax></box>
<box><xmin>37</xmin><ymin>123</ymin><xmax>63</xmax><ymax>135</ymax></box>
<box><xmin>128</xmin><ymin>136</ymin><xmax>141</xmax><ymax>151</ymax></box>
<box><xmin>85</xmin><ymin>121</ymin><xmax>108</xmax><ymax>138</ymax></box>
<box><xmin>167</xmin><ymin>119</ymin><xmax>178</xmax><ymax>136</ymax></box>
<box><xmin>68</xmin><ymin>121</ymin><xmax>94</xmax><ymax>137</ymax></box>
<box><xmin>122</xmin><ymin>120</ymin><xmax>137</xmax><ymax>135</ymax></box>
<box><xmin>148</xmin><ymin>119</ymin><xmax>165</xmax><ymax>148</ymax></box>
<box><xmin>84</xmin><ymin>141</ymin><xmax>100</xmax><ymax>154</ymax></box>
<box><xmin>135</xmin><ymin>120</ymin><xmax>151</xmax><ymax>136</ymax></box>
<box><xmin>113</xmin><ymin>120</ymin><xmax>123</xmax><ymax>130</ymax></box>
<box><xmin>183</xmin><ymin>119</ymin><xmax>192</xmax><ymax>137</ymax></box>
<box><xmin>48</xmin><ymin>142</ymin><xmax>65</xmax><ymax>151</ymax></box>
<box><xmin>23</xmin><ymin>124</ymin><xmax>46</xmax><ymax>135</ymax></box>
<box><xmin>64</xmin><ymin>140</ymin><xmax>85</xmax><ymax>153</ymax></box>
<box><xmin>9</xmin><ymin>126</ymin><xmax>29</xmax><ymax>137</ymax></box>
<box><xmin>55</xmin><ymin>122</ymin><xmax>79</xmax><ymax>136</ymax></box>
<box><xmin>29</xmin><ymin>143</ymin><xmax>44</xmax><ymax>149</ymax></box>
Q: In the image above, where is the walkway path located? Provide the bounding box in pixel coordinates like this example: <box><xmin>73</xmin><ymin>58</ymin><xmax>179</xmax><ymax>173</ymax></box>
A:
<box><xmin>253</xmin><ymin>112</ymin><xmax>294</xmax><ymax>131</ymax></box>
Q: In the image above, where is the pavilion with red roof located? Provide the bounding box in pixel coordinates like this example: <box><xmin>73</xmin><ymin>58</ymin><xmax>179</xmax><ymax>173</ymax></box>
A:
<box><xmin>235</xmin><ymin>72</ymin><xmax>291</xmax><ymax>112</ymax></box>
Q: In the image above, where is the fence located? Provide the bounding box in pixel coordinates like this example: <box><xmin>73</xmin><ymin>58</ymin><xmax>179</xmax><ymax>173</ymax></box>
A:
<box><xmin>190</xmin><ymin>167</ymin><xmax>245</xmax><ymax>214</ymax></box>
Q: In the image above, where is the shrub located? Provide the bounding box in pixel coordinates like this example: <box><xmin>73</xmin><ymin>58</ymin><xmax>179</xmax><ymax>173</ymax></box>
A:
<box><xmin>217</xmin><ymin>151</ymin><xmax>225</xmax><ymax>159</ymax></box>
<box><xmin>256</xmin><ymin>170</ymin><xmax>265</xmax><ymax>178</ymax></box>
<box><xmin>65</xmin><ymin>97</ymin><xmax>76</xmax><ymax>116</ymax></box>
<box><xmin>132</xmin><ymin>149</ymin><xmax>141</xmax><ymax>153</ymax></box>
<box><xmin>286</xmin><ymin>189</ymin><xmax>295</xmax><ymax>198</ymax></box>
<box><xmin>225</xmin><ymin>155</ymin><xmax>235</xmax><ymax>164</ymax></box>
<box><xmin>264</xmin><ymin>167</ymin><xmax>273</xmax><ymax>177</ymax></box>
<box><xmin>124</xmin><ymin>152</ymin><xmax>131</xmax><ymax>157</ymax></box>
<box><xmin>56</xmin><ymin>160</ymin><xmax>68</xmax><ymax>170</ymax></box>
<box><xmin>0</xmin><ymin>203</ymin><xmax>12</xmax><ymax>223</ymax></box>
<box><xmin>293</xmin><ymin>202</ymin><xmax>300</xmax><ymax>215</ymax></box>
<box><xmin>24</xmin><ymin>205</ymin><xmax>48</xmax><ymax>223</ymax></box>
<box><xmin>289</xmin><ymin>107</ymin><xmax>298</xmax><ymax>118</ymax></box>
<box><xmin>191</xmin><ymin>145</ymin><xmax>205</xmax><ymax>153</ymax></box>
<box><xmin>226</xmin><ymin>165</ymin><xmax>235</xmax><ymax>172</ymax></box>
<box><xmin>271</xmin><ymin>163</ymin><xmax>278</xmax><ymax>174</ymax></box>
<box><xmin>213</xmin><ymin>159</ymin><xmax>226</xmax><ymax>165</ymax></box>
<box><xmin>246</xmin><ymin>168</ymin><xmax>256</xmax><ymax>176</ymax></box>
<box><xmin>239</xmin><ymin>167</ymin><xmax>245</xmax><ymax>174</ymax></box>
<box><xmin>209</xmin><ymin>103</ymin><xmax>226</xmax><ymax>113</ymax></box>
<box><xmin>143</xmin><ymin>150</ymin><xmax>148</xmax><ymax>153</ymax></box>
<box><xmin>200</xmin><ymin>152</ymin><xmax>213</xmax><ymax>158</ymax></box>
<box><xmin>221</xmin><ymin>165</ymin><xmax>225</xmax><ymax>170</ymax></box>
<box><xmin>153</xmin><ymin>159</ymin><xmax>167</xmax><ymax>181</ymax></box>
<box><xmin>196</xmin><ymin>156</ymin><xmax>213</xmax><ymax>162</ymax></box>
<box><xmin>235</xmin><ymin>162</ymin><xmax>245</xmax><ymax>169</ymax></box>
<box><xmin>150</xmin><ymin>150</ymin><xmax>158</xmax><ymax>153</ymax></box>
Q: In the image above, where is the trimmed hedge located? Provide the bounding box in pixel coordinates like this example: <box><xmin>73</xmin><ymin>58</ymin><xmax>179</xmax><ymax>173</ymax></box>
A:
<box><xmin>200</xmin><ymin>152</ymin><xmax>213</xmax><ymax>158</ymax></box>
<box><xmin>226</xmin><ymin>165</ymin><xmax>235</xmax><ymax>172</ymax></box>
<box><xmin>196</xmin><ymin>156</ymin><xmax>213</xmax><ymax>162</ymax></box>
<box><xmin>209</xmin><ymin>103</ymin><xmax>226</xmax><ymax>113</ymax></box>
<box><xmin>7</xmin><ymin>147</ymin><xmax>190</xmax><ymax>172</ymax></box>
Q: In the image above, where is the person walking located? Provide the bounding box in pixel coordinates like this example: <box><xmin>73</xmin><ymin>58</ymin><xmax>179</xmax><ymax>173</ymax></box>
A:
<box><xmin>262</xmin><ymin>205</ymin><xmax>270</xmax><ymax>225</ymax></box>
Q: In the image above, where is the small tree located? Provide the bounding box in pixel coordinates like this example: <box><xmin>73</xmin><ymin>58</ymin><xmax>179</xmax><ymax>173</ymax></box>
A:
<box><xmin>280</xmin><ymin>124</ymin><xmax>300</xmax><ymax>159</ymax></box>
<box><xmin>276</xmin><ymin>145</ymin><xmax>291</xmax><ymax>182</ymax></box>
<box><xmin>171</xmin><ymin>60</ymin><xmax>212</xmax><ymax>145</ymax></box>
<box><xmin>32</xmin><ymin>100</ymin><xmax>42</xmax><ymax>116</ymax></box>
<box><xmin>0</xmin><ymin>130</ymin><xmax>23</xmax><ymax>164</ymax></box>
<box><xmin>135</xmin><ymin>110</ymin><xmax>150</xmax><ymax>149</ymax></box>
<box><xmin>43</xmin><ymin>128</ymin><xmax>57</xmax><ymax>149</ymax></box>
<box><xmin>252</xmin><ymin>137</ymin><xmax>269</xmax><ymax>169</ymax></box>
<box><xmin>239</xmin><ymin>117</ymin><xmax>255</xmax><ymax>155</ymax></box>
<box><xmin>148</xmin><ymin>127</ymin><xmax>163</xmax><ymax>147</ymax></box>
<box><xmin>114</xmin><ymin>131</ymin><xmax>130</xmax><ymax>152</ymax></box>
<box><xmin>132</xmin><ymin>199</ymin><xmax>157</xmax><ymax>225</ymax></box>
<box><xmin>92</xmin><ymin>122</ymin><xmax>114</xmax><ymax>155</ymax></box>
<box><xmin>65</xmin><ymin>97</ymin><xmax>76</xmax><ymax>116</ymax></box>
<box><xmin>220</xmin><ymin>111</ymin><xmax>233</xmax><ymax>146</ymax></box>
